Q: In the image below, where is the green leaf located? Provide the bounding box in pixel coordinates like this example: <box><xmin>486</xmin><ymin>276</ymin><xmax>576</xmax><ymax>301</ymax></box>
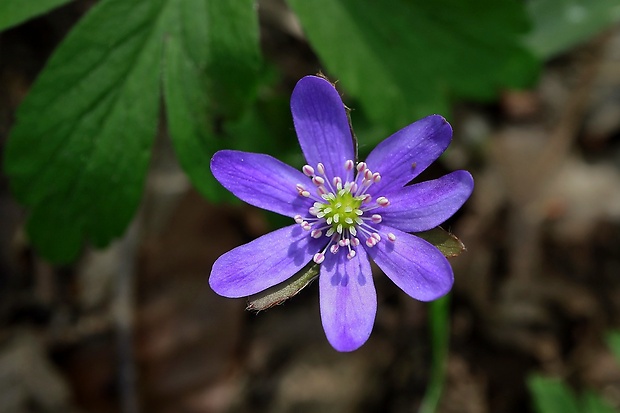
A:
<box><xmin>4</xmin><ymin>0</ymin><xmax>261</xmax><ymax>262</ymax></box>
<box><xmin>0</xmin><ymin>0</ymin><xmax>72</xmax><ymax>31</ymax></box>
<box><xmin>286</xmin><ymin>0</ymin><xmax>538</xmax><ymax>133</ymax></box>
<box><xmin>528</xmin><ymin>375</ymin><xmax>581</xmax><ymax>413</ymax></box>
<box><xmin>163</xmin><ymin>0</ymin><xmax>260</xmax><ymax>201</ymax></box>
<box><xmin>582</xmin><ymin>391</ymin><xmax>618</xmax><ymax>413</ymax></box>
<box><xmin>605</xmin><ymin>330</ymin><xmax>620</xmax><ymax>365</ymax></box>
<box><xmin>415</xmin><ymin>227</ymin><xmax>466</xmax><ymax>258</ymax></box>
<box><xmin>525</xmin><ymin>0</ymin><xmax>620</xmax><ymax>59</ymax></box>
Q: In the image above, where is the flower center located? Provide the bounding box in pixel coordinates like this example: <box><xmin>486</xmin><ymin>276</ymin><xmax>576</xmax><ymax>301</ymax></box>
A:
<box><xmin>314</xmin><ymin>189</ymin><xmax>363</xmax><ymax>235</ymax></box>
<box><xmin>294</xmin><ymin>160</ymin><xmax>396</xmax><ymax>264</ymax></box>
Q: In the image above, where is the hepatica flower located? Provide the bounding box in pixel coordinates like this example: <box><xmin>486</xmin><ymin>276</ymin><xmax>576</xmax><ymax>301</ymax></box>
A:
<box><xmin>209</xmin><ymin>75</ymin><xmax>473</xmax><ymax>352</ymax></box>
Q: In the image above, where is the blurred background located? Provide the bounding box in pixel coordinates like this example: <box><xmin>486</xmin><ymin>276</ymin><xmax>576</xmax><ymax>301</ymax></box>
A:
<box><xmin>1</xmin><ymin>0</ymin><xmax>620</xmax><ymax>412</ymax></box>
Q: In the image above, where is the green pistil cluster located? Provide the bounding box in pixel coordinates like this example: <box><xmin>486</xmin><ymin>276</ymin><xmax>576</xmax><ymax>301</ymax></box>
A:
<box><xmin>315</xmin><ymin>189</ymin><xmax>364</xmax><ymax>235</ymax></box>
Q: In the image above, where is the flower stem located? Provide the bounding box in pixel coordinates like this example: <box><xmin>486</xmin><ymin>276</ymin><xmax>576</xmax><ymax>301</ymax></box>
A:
<box><xmin>418</xmin><ymin>294</ymin><xmax>450</xmax><ymax>413</ymax></box>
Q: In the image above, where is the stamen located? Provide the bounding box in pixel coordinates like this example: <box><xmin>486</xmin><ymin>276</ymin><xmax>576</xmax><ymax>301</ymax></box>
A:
<box><xmin>387</xmin><ymin>233</ymin><xmax>396</xmax><ymax>242</ymax></box>
<box><xmin>311</xmin><ymin>229</ymin><xmax>323</xmax><ymax>238</ymax></box>
<box><xmin>345</xmin><ymin>160</ymin><xmax>354</xmax><ymax>171</ymax></box>
<box><xmin>312</xmin><ymin>176</ymin><xmax>325</xmax><ymax>186</ymax></box>
<box><xmin>333</xmin><ymin>176</ymin><xmax>342</xmax><ymax>189</ymax></box>
<box><xmin>317</xmin><ymin>163</ymin><xmax>325</xmax><ymax>175</ymax></box>
<box><xmin>371</xmin><ymin>214</ymin><xmax>382</xmax><ymax>224</ymax></box>
<box><xmin>302</xmin><ymin>165</ymin><xmax>315</xmax><ymax>176</ymax></box>
<box><xmin>372</xmin><ymin>172</ymin><xmax>381</xmax><ymax>183</ymax></box>
<box><xmin>376</xmin><ymin>196</ymin><xmax>390</xmax><ymax>207</ymax></box>
<box><xmin>294</xmin><ymin>215</ymin><xmax>303</xmax><ymax>224</ymax></box>
<box><xmin>356</xmin><ymin>162</ymin><xmax>366</xmax><ymax>173</ymax></box>
<box><xmin>313</xmin><ymin>252</ymin><xmax>325</xmax><ymax>264</ymax></box>
<box><xmin>347</xmin><ymin>250</ymin><xmax>356</xmax><ymax>260</ymax></box>
<box><xmin>330</xmin><ymin>244</ymin><xmax>339</xmax><ymax>254</ymax></box>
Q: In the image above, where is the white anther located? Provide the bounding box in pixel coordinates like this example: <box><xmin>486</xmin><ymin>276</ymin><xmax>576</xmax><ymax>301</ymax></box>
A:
<box><xmin>330</xmin><ymin>244</ymin><xmax>339</xmax><ymax>254</ymax></box>
<box><xmin>301</xmin><ymin>221</ymin><xmax>312</xmax><ymax>230</ymax></box>
<box><xmin>366</xmin><ymin>237</ymin><xmax>377</xmax><ymax>247</ymax></box>
<box><xmin>317</xmin><ymin>186</ymin><xmax>328</xmax><ymax>195</ymax></box>
<box><xmin>350</xmin><ymin>182</ymin><xmax>358</xmax><ymax>193</ymax></box>
<box><xmin>345</xmin><ymin>160</ymin><xmax>354</xmax><ymax>170</ymax></box>
<box><xmin>351</xmin><ymin>237</ymin><xmax>360</xmax><ymax>246</ymax></box>
<box><xmin>333</xmin><ymin>176</ymin><xmax>342</xmax><ymax>189</ymax></box>
<box><xmin>387</xmin><ymin>233</ymin><xmax>396</xmax><ymax>242</ymax></box>
<box><xmin>294</xmin><ymin>215</ymin><xmax>303</xmax><ymax>224</ymax></box>
<box><xmin>372</xmin><ymin>172</ymin><xmax>381</xmax><ymax>183</ymax></box>
<box><xmin>347</xmin><ymin>250</ymin><xmax>356</xmax><ymax>260</ymax></box>
<box><xmin>372</xmin><ymin>233</ymin><xmax>381</xmax><ymax>242</ymax></box>
<box><xmin>313</xmin><ymin>253</ymin><xmax>325</xmax><ymax>264</ymax></box>
<box><xmin>301</xmin><ymin>190</ymin><xmax>310</xmax><ymax>197</ymax></box>
<box><xmin>338</xmin><ymin>238</ymin><xmax>350</xmax><ymax>247</ymax></box>
<box><xmin>362</xmin><ymin>194</ymin><xmax>372</xmax><ymax>203</ymax></box>
<box><xmin>302</xmin><ymin>165</ymin><xmax>315</xmax><ymax>176</ymax></box>
<box><xmin>317</xmin><ymin>163</ymin><xmax>325</xmax><ymax>175</ymax></box>
<box><xmin>309</xmin><ymin>207</ymin><xmax>319</xmax><ymax>216</ymax></box>
<box><xmin>356</xmin><ymin>162</ymin><xmax>366</xmax><ymax>173</ymax></box>
<box><xmin>376</xmin><ymin>196</ymin><xmax>390</xmax><ymax>207</ymax></box>
<box><xmin>312</xmin><ymin>176</ymin><xmax>325</xmax><ymax>186</ymax></box>
<box><xmin>311</xmin><ymin>229</ymin><xmax>323</xmax><ymax>238</ymax></box>
<box><xmin>364</xmin><ymin>169</ymin><xmax>373</xmax><ymax>180</ymax></box>
<box><xmin>371</xmin><ymin>214</ymin><xmax>382</xmax><ymax>224</ymax></box>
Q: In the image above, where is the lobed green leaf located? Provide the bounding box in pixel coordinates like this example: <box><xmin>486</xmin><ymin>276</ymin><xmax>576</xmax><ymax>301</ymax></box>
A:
<box><xmin>5</xmin><ymin>0</ymin><xmax>260</xmax><ymax>262</ymax></box>
<box><xmin>286</xmin><ymin>0</ymin><xmax>538</xmax><ymax>135</ymax></box>
<box><xmin>0</xmin><ymin>0</ymin><xmax>72</xmax><ymax>31</ymax></box>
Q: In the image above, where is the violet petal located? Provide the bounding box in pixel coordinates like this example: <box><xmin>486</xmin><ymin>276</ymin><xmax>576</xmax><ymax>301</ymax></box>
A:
<box><xmin>209</xmin><ymin>225</ymin><xmax>327</xmax><ymax>298</ymax></box>
<box><xmin>211</xmin><ymin>150</ymin><xmax>313</xmax><ymax>218</ymax></box>
<box><xmin>365</xmin><ymin>115</ymin><xmax>452</xmax><ymax>195</ymax></box>
<box><xmin>380</xmin><ymin>170</ymin><xmax>474</xmax><ymax>232</ymax></box>
<box><xmin>320</xmin><ymin>246</ymin><xmax>376</xmax><ymax>352</ymax></box>
<box><xmin>365</xmin><ymin>226</ymin><xmax>453</xmax><ymax>301</ymax></box>
<box><xmin>291</xmin><ymin>76</ymin><xmax>354</xmax><ymax>179</ymax></box>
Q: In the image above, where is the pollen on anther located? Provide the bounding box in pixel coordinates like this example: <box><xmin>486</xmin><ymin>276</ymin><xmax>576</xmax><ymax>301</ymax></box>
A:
<box><xmin>317</xmin><ymin>163</ymin><xmax>325</xmax><ymax>175</ymax></box>
<box><xmin>356</xmin><ymin>162</ymin><xmax>366</xmax><ymax>173</ymax></box>
<box><xmin>345</xmin><ymin>160</ymin><xmax>354</xmax><ymax>170</ymax></box>
<box><xmin>302</xmin><ymin>165</ymin><xmax>315</xmax><ymax>176</ymax></box>
<box><xmin>312</xmin><ymin>176</ymin><xmax>325</xmax><ymax>186</ymax></box>
<box><xmin>387</xmin><ymin>233</ymin><xmax>397</xmax><ymax>242</ymax></box>
<box><xmin>313</xmin><ymin>253</ymin><xmax>325</xmax><ymax>264</ymax></box>
<box><xmin>371</xmin><ymin>214</ymin><xmax>382</xmax><ymax>224</ymax></box>
<box><xmin>376</xmin><ymin>196</ymin><xmax>390</xmax><ymax>207</ymax></box>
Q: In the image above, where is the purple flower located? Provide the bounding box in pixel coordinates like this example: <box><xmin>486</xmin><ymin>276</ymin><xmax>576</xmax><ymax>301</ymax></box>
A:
<box><xmin>209</xmin><ymin>75</ymin><xmax>473</xmax><ymax>352</ymax></box>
